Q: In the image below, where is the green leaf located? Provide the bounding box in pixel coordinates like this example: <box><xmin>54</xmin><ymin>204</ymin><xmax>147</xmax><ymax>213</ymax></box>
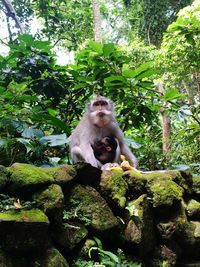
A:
<box><xmin>18</xmin><ymin>96</ymin><xmax>39</xmax><ymax>102</ymax></box>
<box><xmin>32</xmin><ymin>114</ymin><xmax>71</xmax><ymax>134</ymax></box>
<box><xmin>104</xmin><ymin>76</ymin><xmax>125</xmax><ymax>83</ymax></box>
<box><xmin>99</xmin><ymin>250</ymin><xmax>119</xmax><ymax>263</ymax></box>
<box><xmin>93</xmin><ymin>237</ymin><xmax>103</xmax><ymax>250</ymax></box>
<box><xmin>40</xmin><ymin>134</ymin><xmax>68</xmax><ymax>146</ymax></box>
<box><xmin>122</xmin><ymin>61</ymin><xmax>153</xmax><ymax>78</ymax></box>
<box><xmin>74</xmin><ymin>83</ymin><xmax>87</xmax><ymax>90</ymax></box>
<box><xmin>89</xmin><ymin>41</ymin><xmax>103</xmax><ymax>53</ymax></box>
<box><xmin>32</xmin><ymin>40</ymin><xmax>52</xmax><ymax>51</ymax></box>
<box><xmin>19</xmin><ymin>34</ymin><xmax>34</xmax><ymax>45</ymax></box>
<box><xmin>17</xmin><ymin>138</ymin><xmax>32</xmax><ymax>153</ymax></box>
<box><xmin>136</xmin><ymin>68</ymin><xmax>160</xmax><ymax>79</ymax></box>
<box><xmin>103</xmin><ymin>43</ymin><xmax>115</xmax><ymax>56</ymax></box>
<box><xmin>48</xmin><ymin>108</ymin><xmax>58</xmax><ymax>116</ymax></box>
<box><xmin>164</xmin><ymin>88</ymin><xmax>185</xmax><ymax>101</ymax></box>
<box><xmin>21</xmin><ymin>127</ymin><xmax>44</xmax><ymax>138</ymax></box>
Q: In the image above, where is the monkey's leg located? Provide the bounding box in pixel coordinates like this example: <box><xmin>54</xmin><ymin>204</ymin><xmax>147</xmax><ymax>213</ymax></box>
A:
<box><xmin>71</xmin><ymin>145</ymin><xmax>99</xmax><ymax>168</ymax></box>
<box><xmin>71</xmin><ymin>146</ymin><xmax>85</xmax><ymax>163</ymax></box>
<box><xmin>84</xmin><ymin>146</ymin><xmax>99</xmax><ymax>168</ymax></box>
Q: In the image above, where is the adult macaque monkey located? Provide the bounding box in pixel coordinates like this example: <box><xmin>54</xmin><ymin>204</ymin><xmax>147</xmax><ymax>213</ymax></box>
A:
<box><xmin>70</xmin><ymin>96</ymin><xmax>138</xmax><ymax>168</ymax></box>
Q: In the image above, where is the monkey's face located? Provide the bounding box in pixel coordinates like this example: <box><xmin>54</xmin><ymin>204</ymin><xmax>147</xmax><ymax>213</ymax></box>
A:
<box><xmin>88</xmin><ymin>97</ymin><xmax>114</xmax><ymax>128</ymax></box>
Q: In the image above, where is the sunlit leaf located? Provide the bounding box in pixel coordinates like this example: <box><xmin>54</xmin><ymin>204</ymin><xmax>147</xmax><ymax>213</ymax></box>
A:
<box><xmin>40</xmin><ymin>134</ymin><xmax>68</xmax><ymax>146</ymax></box>
<box><xmin>122</xmin><ymin>61</ymin><xmax>153</xmax><ymax>78</ymax></box>
<box><xmin>89</xmin><ymin>41</ymin><xmax>103</xmax><ymax>53</ymax></box>
<box><xmin>164</xmin><ymin>88</ymin><xmax>185</xmax><ymax>101</ymax></box>
<box><xmin>103</xmin><ymin>43</ymin><xmax>115</xmax><ymax>56</ymax></box>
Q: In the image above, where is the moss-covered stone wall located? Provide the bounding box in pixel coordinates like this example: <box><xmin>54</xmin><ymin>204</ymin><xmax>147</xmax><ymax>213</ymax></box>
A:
<box><xmin>0</xmin><ymin>163</ymin><xmax>199</xmax><ymax>267</ymax></box>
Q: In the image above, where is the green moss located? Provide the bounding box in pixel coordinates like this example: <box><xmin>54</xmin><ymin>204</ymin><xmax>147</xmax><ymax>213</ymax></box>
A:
<box><xmin>123</xmin><ymin>170</ymin><xmax>146</xmax><ymax>196</ymax></box>
<box><xmin>157</xmin><ymin>204</ymin><xmax>188</xmax><ymax>239</ymax></box>
<box><xmin>0</xmin><ymin>209</ymin><xmax>48</xmax><ymax>222</ymax></box>
<box><xmin>44</xmin><ymin>248</ymin><xmax>69</xmax><ymax>267</ymax></box>
<box><xmin>54</xmin><ymin>223</ymin><xmax>88</xmax><ymax>250</ymax></box>
<box><xmin>125</xmin><ymin>194</ymin><xmax>155</xmax><ymax>255</ymax></box>
<box><xmin>0</xmin><ymin>166</ymin><xmax>8</xmax><ymax>190</ymax></box>
<box><xmin>125</xmin><ymin>169</ymin><xmax>188</xmax><ymax>194</ymax></box>
<box><xmin>193</xmin><ymin>176</ymin><xmax>200</xmax><ymax>195</ymax></box>
<box><xmin>147</xmin><ymin>178</ymin><xmax>183</xmax><ymax>207</ymax></box>
<box><xmin>8</xmin><ymin>163</ymin><xmax>54</xmax><ymax>190</ymax></box>
<box><xmin>192</xmin><ymin>221</ymin><xmax>200</xmax><ymax>238</ymax></box>
<box><xmin>34</xmin><ymin>184</ymin><xmax>64</xmax><ymax>214</ymax></box>
<box><xmin>45</xmin><ymin>165</ymin><xmax>76</xmax><ymax>184</ymax></box>
<box><xmin>101</xmin><ymin>170</ymin><xmax>128</xmax><ymax>208</ymax></box>
<box><xmin>68</xmin><ymin>184</ymin><xmax>118</xmax><ymax>231</ymax></box>
<box><xmin>186</xmin><ymin>199</ymin><xmax>200</xmax><ymax>218</ymax></box>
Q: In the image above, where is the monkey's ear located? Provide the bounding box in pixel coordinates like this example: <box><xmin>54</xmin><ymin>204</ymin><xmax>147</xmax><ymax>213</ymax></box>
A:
<box><xmin>108</xmin><ymin>99</ymin><xmax>115</xmax><ymax>111</ymax></box>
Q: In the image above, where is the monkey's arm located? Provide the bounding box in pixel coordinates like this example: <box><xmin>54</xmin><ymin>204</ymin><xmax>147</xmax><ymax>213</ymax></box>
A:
<box><xmin>71</xmin><ymin>121</ymin><xmax>100</xmax><ymax>168</ymax></box>
<box><xmin>114</xmin><ymin>125</ymin><xmax>138</xmax><ymax>168</ymax></box>
<box><xmin>71</xmin><ymin>143</ymin><xmax>99</xmax><ymax>168</ymax></box>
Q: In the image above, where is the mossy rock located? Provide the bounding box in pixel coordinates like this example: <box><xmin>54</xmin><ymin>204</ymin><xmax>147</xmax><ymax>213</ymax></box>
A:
<box><xmin>156</xmin><ymin>203</ymin><xmax>188</xmax><ymax>239</ymax></box>
<box><xmin>44</xmin><ymin>165</ymin><xmax>76</xmax><ymax>185</ymax></box>
<box><xmin>8</xmin><ymin>163</ymin><xmax>54</xmax><ymax>193</ymax></box>
<box><xmin>176</xmin><ymin>221</ymin><xmax>200</xmax><ymax>259</ymax></box>
<box><xmin>150</xmin><ymin>244</ymin><xmax>178</xmax><ymax>267</ymax></box>
<box><xmin>125</xmin><ymin>194</ymin><xmax>156</xmax><ymax>256</ymax></box>
<box><xmin>0</xmin><ymin>209</ymin><xmax>50</xmax><ymax>251</ymax></box>
<box><xmin>0</xmin><ymin>249</ymin><xmax>37</xmax><ymax>267</ymax></box>
<box><xmin>185</xmin><ymin>199</ymin><xmax>200</xmax><ymax>219</ymax></box>
<box><xmin>146</xmin><ymin>177</ymin><xmax>183</xmax><ymax>208</ymax></box>
<box><xmin>100</xmin><ymin>170</ymin><xmax>128</xmax><ymax>208</ymax></box>
<box><xmin>0</xmin><ymin>165</ymin><xmax>8</xmax><ymax>190</ymax></box>
<box><xmin>192</xmin><ymin>176</ymin><xmax>200</xmax><ymax>196</ymax></box>
<box><xmin>160</xmin><ymin>169</ymin><xmax>192</xmax><ymax>192</ymax></box>
<box><xmin>79</xmin><ymin>239</ymin><xmax>96</xmax><ymax>260</ymax></box>
<box><xmin>75</xmin><ymin>162</ymin><xmax>102</xmax><ymax>186</ymax></box>
<box><xmin>123</xmin><ymin>169</ymin><xmax>188</xmax><ymax>198</ymax></box>
<box><xmin>66</xmin><ymin>184</ymin><xmax>119</xmax><ymax>233</ymax></box>
<box><xmin>8</xmin><ymin>163</ymin><xmax>76</xmax><ymax>194</ymax></box>
<box><xmin>52</xmin><ymin>222</ymin><xmax>88</xmax><ymax>251</ymax></box>
<box><xmin>43</xmin><ymin>248</ymin><xmax>69</xmax><ymax>267</ymax></box>
<box><xmin>123</xmin><ymin>169</ymin><xmax>147</xmax><ymax>197</ymax></box>
<box><xmin>33</xmin><ymin>184</ymin><xmax>64</xmax><ymax>223</ymax></box>
<box><xmin>0</xmin><ymin>247</ymin><xmax>69</xmax><ymax>267</ymax></box>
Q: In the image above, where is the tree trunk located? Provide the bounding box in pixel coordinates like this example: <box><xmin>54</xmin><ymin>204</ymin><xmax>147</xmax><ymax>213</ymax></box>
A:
<box><xmin>2</xmin><ymin>0</ymin><xmax>24</xmax><ymax>34</ymax></box>
<box><xmin>158</xmin><ymin>82</ymin><xmax>171</xmax><ymax>155</ymax></box>
<box><xmin>92</xmin><ymin>0</ymin><xmax>102</xmax><ymax>42</ymax></box>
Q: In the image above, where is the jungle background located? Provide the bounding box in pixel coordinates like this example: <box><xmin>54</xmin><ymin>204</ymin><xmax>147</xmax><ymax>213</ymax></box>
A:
<box><xmin>0</xmin><ymin>0</ymin><xmax>200</xmax><ymax>173</ymax></box>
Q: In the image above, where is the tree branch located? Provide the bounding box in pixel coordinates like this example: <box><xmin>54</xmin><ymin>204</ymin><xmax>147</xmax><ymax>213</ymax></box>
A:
<box><xmin>2</xmin><ymin>0</ymin><xmax>24</xmax><ymax>34</ymax></box>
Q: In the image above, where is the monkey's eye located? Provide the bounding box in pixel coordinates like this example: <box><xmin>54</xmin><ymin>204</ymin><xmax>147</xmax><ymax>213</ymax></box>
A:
<box><xmin>93</xmin><ymin>101</ymin><xmax>108</xmax><ymax>106</ymax></box>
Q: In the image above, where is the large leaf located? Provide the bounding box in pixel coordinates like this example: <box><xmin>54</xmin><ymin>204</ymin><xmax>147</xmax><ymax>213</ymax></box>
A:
<box><xmin>17</xmin><ymin>138</ymin><xmax>32</xmax><ymax>153</ymax></box>
<box><xmin>40</xmin><ymin>134</ymin><xmax>69</xmax><ymax>147</ymax></box>
<box><xmin>103</xmin><ymin>43</ymin><xmax>115</xmax><ymax>56</ymax></box>
<box><xmin>89</xmin><ymin>41</ymin><xmax>103</xmax><ymax>53</ymax></box>
<box><xmin>164</xmin><ymin>88</ymin><xmax>185</xmax><ymax>101</ymax></box>
<box><xmin>124</xmin><ymin>137</ymin><xmax>141</xmax><ymax>149</ymax></box>
<box><xmin>19</xmin><ymin>34</ymin><xmax>34</xmax><ymax>45</ymax></box>
<box><xmin>21</xmin><ymin>127</ymin><xmax>44</xmax><ymax>139</ymax></box>
<box><xmin>136</xmin><ymin>68</ymin><xmax>160</xmax><ymax>79</ymax></box>
<box><xmin>122</xmin><ymin>61</ymin><xmax>154</xmax><ymax>78</ymax></box>
<box><xmin>104</xmin><ymin>75</ymin><xmax>125</xmax><ymax>84</ymax></box>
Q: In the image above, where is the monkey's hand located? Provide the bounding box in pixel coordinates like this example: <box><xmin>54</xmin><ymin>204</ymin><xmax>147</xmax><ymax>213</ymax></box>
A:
<box><xmin>120</xmin><ymin>155</ymin><xmax>141</xmax><ymax>172</ymax></box>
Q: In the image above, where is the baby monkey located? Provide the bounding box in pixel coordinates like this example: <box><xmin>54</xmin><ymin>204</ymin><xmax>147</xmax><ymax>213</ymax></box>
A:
<box><xmin>91</xmin><ymin>135</ymin><xmax>118</xmax><ymax>164</ymax></box>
